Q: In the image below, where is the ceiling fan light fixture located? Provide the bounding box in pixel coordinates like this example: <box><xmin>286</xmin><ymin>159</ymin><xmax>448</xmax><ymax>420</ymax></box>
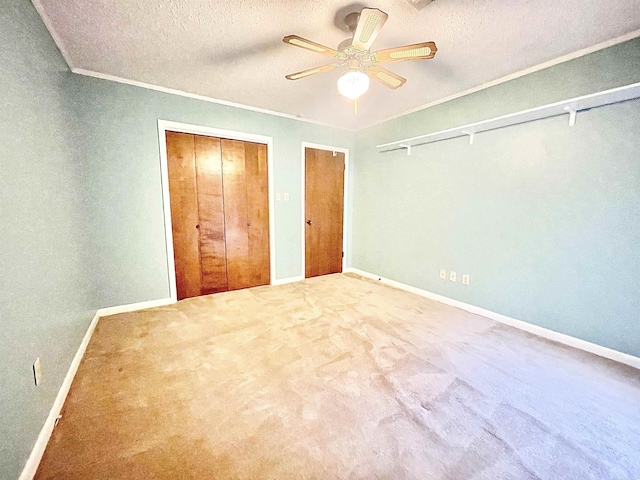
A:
<box><xmin>337</xmin><ymin>70</ymin><xmax>370</xmax><ymax>99</ymax></box>
<box><xmin>283</xmin><ymin>8</ymin><xmax>437</xmax><ymax>100</ymax></box>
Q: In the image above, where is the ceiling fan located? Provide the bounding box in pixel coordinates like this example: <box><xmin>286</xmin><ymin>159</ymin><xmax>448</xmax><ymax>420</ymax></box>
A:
<box><xmin>283</xmin><ymin>8</ymin><xmax>437</xmax><ymax>100</ymax></box>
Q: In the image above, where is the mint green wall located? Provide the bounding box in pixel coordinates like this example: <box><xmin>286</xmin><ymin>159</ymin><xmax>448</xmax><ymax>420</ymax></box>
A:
<box><xmin>2</xmin><ymin>0</ymin><xmax>638</xmax><ymax>477</ymax></box>
<box><xmin>1</xmin><ymin>1</ymin><xmax>352</xmax><ymax>477</ymax></box>
<box><xmin>353</xmin><ymin>38</ymin><xmax>640</xmax><ymax>357</ymax></box>
<box><xmin>72</xmin><ymin>76</ymin><xmax>353</xmax><ymax>308</ymax></box>
<box><xmin>0</xmin><ymin>2</ymin><xmax>95</xmax><ymax>478</ymax></box>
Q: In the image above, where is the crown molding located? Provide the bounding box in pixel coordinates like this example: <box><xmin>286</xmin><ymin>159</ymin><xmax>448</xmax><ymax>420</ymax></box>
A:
<box><xmin>31</xmin><ymin>0</ymin><xmax>640</xmax><ymax>132</ymax></box>
<box><xmin>32</xmin><ymin>0</ymin><xmax>351</xmax><ymax>131</ymax></box>
<box><xmin>31</xmin><ymin>0</ymin><xmax>75</xmax><ymax>70</ymax></box>
<box><xmin>356</xmin><ymin>28</ymin><xmax>640</xmax><ymax>130</ymax></box>
<box><xmin>72</xmin><ymin>68</ymin><xmax>354</xmax><ymax>131</ymax></box>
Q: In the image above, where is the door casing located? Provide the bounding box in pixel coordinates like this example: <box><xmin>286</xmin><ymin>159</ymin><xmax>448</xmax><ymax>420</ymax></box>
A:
<box><xmin>158</xmin><ymin>120</ymin><xmax>276</xmax><ymax>302</ymax></box>
<box><xmin>301</xmin><ymin>142</ymin><xmax>349</xmax><ymax>278</ymax></box>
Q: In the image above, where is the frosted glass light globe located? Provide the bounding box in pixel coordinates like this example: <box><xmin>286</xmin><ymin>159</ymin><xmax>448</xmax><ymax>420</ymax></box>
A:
<box><xmin>337</xmin><ymin>70</ymin><xmax>370</xmax><ymax>99</ymax></box>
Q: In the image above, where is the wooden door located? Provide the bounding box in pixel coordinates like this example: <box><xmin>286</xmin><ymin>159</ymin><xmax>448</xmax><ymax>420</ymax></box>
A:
<box><xmin>222</xmin><ymin>139</ymin><xmax>271</xmax><ymax>290</ymax></box>
<box><xmin>194</xmin><ymin>136</ymin><xmax>228</xmax><ymax>295</ymax></box>
<box><xmin>167</xmin><ymin>132</ymin><xmax>228</xmax><ymax>300</ymax></box>
<box><xmin>305</xmin><ymin>147</ymin><xmax>345</xmax><ymax>278</ymax></box>
<box><xmin>166</xmin><ymin>131</ymin><xmax>203</xmax><ymax>300</ymax></box>
<box><xmin>167</xmin><ymin>133</ymin><xmax>270</xmax><ymax>298</ymax></box>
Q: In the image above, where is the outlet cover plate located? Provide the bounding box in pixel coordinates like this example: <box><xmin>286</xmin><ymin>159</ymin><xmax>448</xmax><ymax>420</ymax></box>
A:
<box><xmin>439</xmin><ymin>269</ymin><xmax>446</xmax><ymax>279</ymax></box>
<box><xmin>33</xmin><ymin>358</ymin><xmax>42</xmax><ymax>386</ymax></box>
<box><xmin>462</xmin><ymin>274</ymin><xmax>470</xmax><ymax>286</ymax></box>
<box><xmin>449</xmin><ymin>271</ymin><xmax>457</xmax><ymax>282</ymax></box>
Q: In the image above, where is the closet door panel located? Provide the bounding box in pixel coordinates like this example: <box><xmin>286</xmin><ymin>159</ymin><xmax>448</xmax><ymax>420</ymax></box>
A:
<box><xmin>221</xmin><ymin>139</ymin><xmax>250</xmax><ymax>290</ymax></box>
<box><xmin>222</xmin><ymin>139</ymin><xmax>270</xmax><ymax>290</ymax></box>
<box><xmin>166</xmin><ymin>131</ymin><xmax>201</xmax><ymax>300</ymax></box>
<box><xmin>245</xmin><ymin>142</ymin><xmax>271</xmax><ymax>287</ymax></box>
<box><xmin>194</xmin><ymin>136</ymin><xmax>228</xmax><ymax>294</ymax></box>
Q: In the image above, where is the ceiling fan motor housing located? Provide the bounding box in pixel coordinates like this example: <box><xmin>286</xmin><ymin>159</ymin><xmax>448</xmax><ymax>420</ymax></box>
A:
<box><xmin>344</xmin><ymin>11</ymin><xmax>360</xmax><ymax>33</ymax></box>
<box><xmin>406</xmin><ymin>0</ymin><xmax>434</xmax><ymax>10</ymax></box>
<box><xmin>338</xmin><ymin>38</ymin><xmax>353</xmax><ymax>51</ymax></box>
<box><xmin>338</xmin><ymin>12</ymin><xmax>361</xmax><ymax>52</ymax></box>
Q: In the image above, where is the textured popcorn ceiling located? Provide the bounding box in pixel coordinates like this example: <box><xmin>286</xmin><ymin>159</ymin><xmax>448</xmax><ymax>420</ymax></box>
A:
<box><xmin>37</xmin><ymin>0</ymin><xmax>640</xmax><ymax>130</ymax></box>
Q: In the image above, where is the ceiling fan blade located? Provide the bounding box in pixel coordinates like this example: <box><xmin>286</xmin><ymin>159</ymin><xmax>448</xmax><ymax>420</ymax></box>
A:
<box><xmin>371</xmin><ymin>41</ymin><xmax>437</xmax><ymax>63</ymax></box>
<box><xmin>283</xmin><ymin>35</ymin><xmax>341</xmax><ymax>57</ymax></box>
<box><xmin>365</xmin><ymin>65</ymin><xmax>407</xmax><ymax>89</ymax></box>
<box><xmin>351</xmin><ymin>8</ymin><xmax>388</xmax><ymax>52</ymax></box>
<box><xmin>285</xmin><ymin>63</ymin><xmax>338</xmax><ymax>81</ymax></box>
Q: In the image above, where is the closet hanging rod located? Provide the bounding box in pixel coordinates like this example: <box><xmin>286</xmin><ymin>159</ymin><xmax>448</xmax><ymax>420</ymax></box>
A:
<box><xmin>376</xmin><ymin>82</ymin><xmax>640</xmax><ymax>155</ymax></box>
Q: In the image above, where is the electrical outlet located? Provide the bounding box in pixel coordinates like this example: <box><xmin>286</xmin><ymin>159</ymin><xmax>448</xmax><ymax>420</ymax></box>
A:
<box><xmin>284</xmin><ymin>193</ymin><xmax>289</xmax><ymax>201</ymax></box>
<box><xmin>449</xmin><ymin>271</ymin><xmax>457</xmax><ymax>282</ymax></box>
<box><xmin>276</xmin><ymin>193</ymin><xmax>281</xmax><ymax>201</ymax></box>
<box><xmin>439</xmin><ymin>269</ymin><xmax>446</xmax><ymax>279</ymax></box>
<box><xmin>33</xmin><ymin>358</ymin><xmax>42</xmax><ymax>386</ymax></box>
<box><xmin>462</xmin><ymin>274</ymin><xmax>470</xmax><ymax>286</ymax></box>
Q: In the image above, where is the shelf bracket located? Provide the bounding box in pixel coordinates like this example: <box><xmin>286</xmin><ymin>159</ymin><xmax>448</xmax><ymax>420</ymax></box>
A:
<box><xmin>564</xmin><ymin>107</ymin><xmax>577</xmax><ymax>126</ymax></box>
<box><xmin>461</xmin><ymin>130</ymin><xmax>475</xmax><ymax>145</ymax></box>
<box><xmin>399</xmin><ymin>144</ymin><xmax>412</xmax><ymax>155</ymax></box>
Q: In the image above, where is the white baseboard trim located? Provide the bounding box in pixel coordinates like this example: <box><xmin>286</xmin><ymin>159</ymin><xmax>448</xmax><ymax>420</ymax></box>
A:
<box><xmin>97</xmin><ymin>297</ymin><xmax>174</xmax><ymax>317</ymax></box>
<box><xmin>345</xmin><ymin>268</ymin><xmax>640</xmax><ymax>370</ymax></box>
<box><xmin>19</xmin><ymin>297</ymin><xmax>175</xmax><ymax>480</ymax></box>
<box><xmin>18</xmin><ymin>310</ymin><xmax>99</xmax><ymax>480</ymax></box>
<box><xmin>272</xmin><ymin>275</ymin><xmax>305</xmax><ymax>286</ymax></box>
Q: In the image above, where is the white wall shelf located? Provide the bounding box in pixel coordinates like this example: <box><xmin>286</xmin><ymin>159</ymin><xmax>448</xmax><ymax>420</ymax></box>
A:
<box><xmin>376</xmin><ymin>82</ymin><xmax>640</xmax><ymax>155</ymax></box>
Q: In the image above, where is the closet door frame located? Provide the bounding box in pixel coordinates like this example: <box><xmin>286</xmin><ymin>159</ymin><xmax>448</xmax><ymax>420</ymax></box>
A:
<box><xmin>301</xmin><ymin>142</ymin><xmax>349</xmax><ymax>278</ymax></box>
<box><xmin>158</xmin><ymin>120</ymin><xmax>275</xmax><ymax>302</ymax></box>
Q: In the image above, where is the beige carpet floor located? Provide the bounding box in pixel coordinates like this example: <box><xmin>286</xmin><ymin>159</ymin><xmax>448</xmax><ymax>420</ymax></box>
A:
<box><xmin>36</xmin><ymin>273</ymin><xmax>640</xmax><ymax>479</ymax></box>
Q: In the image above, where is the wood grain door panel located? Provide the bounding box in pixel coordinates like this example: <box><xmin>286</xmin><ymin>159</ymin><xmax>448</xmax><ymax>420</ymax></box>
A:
<box><xmin>244</xmin><ymin>142</ymin><xmax>271</xmax><ymax>288</ymax></box>
<box><xmin>305</xmin><ymin>148</ymin><xmax>344</xmax><ymax>278</ymax></box>
<box><xmin>194</xmin><ymin>135</ymin><xmax>228</xmax><ymax>294</ymax></box>
<box><xmin>167</xmin><ymin>132</ymin><xmax>270</xmax><ymax>298</ymax></box>
<box><xmin>222</xmin><ymin>139</ymin><xmax>270</xmax><ymax>290</ymax></box>
<box><xmin>166</xmin><ymin>131</ymin><xmax>202</xmax><ymax>300</ymax></box>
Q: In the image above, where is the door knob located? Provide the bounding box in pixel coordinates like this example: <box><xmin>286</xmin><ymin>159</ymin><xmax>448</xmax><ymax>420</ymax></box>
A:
<box><xmin>306</xmin><ymin>220</ymin><xmax>312</xmax><ymax>225</ymax></box>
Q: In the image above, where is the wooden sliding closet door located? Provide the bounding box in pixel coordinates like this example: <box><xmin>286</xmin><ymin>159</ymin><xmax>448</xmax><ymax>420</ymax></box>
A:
<box><xmin>167</xmin><ymin>132</ymin><xmax>228</xmax><ymax>300</ymax></box>
<box><xmin>194</xmin><ymin>136</ymin><xmax>228</xmax><ymax>295</ymax></box>
<box><xmin>166</xmin><ymin>131</ymin><xmax>203</xmax><ymax>300</ymax></box>
<box><xmin>167</xmin><ymin>132</ymin><xmax>270</xmax><ymax>300</ymax></box>
<box><xmin>305</xmin><ymin>147</ymin><xmax>345</xmax><ymax>278</ymax></box>
<box><xmin>222</xmin><ymin>139</ymin><xmax>270</xmax><ymax>290</ymax></box>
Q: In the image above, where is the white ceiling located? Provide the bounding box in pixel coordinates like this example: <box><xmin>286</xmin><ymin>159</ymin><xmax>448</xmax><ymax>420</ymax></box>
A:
<box><xmin>36</xmin><ymin>0</ymin><xmax>640</xmax><ymax>130</ymax></box>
